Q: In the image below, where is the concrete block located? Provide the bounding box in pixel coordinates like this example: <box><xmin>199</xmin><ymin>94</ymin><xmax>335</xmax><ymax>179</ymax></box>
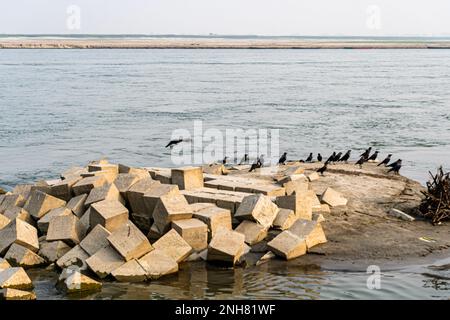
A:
<box><xmin>0</xmin><ymin>219</ymin><xmax>39</xmax><ymax>255</ymax></box>
<box><xmin>193</xmin><ymin>205</ymin><xmax>232</xmax><ymax>240</ymax></box>
<box><xmin>57</xmin><ymin>268</ymin><xmax>102</xmax><ymax>293</ymax></box>
<box><xmin>146</xmin><ymin>222</ymin><xmax>163</xmax><ymax>241</ymax></box>
<box><xmin>61</xmin><ymin>166</ymin><xmax>87</xmax><ymax>180</ymax></box>
<box><xmin>3</xmin><ymin>206</ymin><xmax>35</xmax><ymax>227</ymax></box>
<box><xmin>0</xmin><ymin>288</ymin><xmax>36</xmax><ymax>300</ymax></box>
<box><xmin>172</xmin><ymin>218</ymin><xmax>208</xmax><ymax>251</ymax></box>
<box><xmin>143</xmin><ymin>184</ymin><xmax>180</xmax><ymax>217</ymax></box>
<box><xmin>276</xmin><ymin>192</ymin><xmax>313</xmax><ymax>221</ymax></box>
<box><xmin>307</xmin><ymin>172</ymin><xmax>320</xmax><ymax>182</ymax></box>
<box><xmin>0</xmin><ymin>267</ymin><xmax>33</xmax><ymax>290</ymax></box>
<box><xmin>267</xmin><ymin>230</ymin><xmax>307</xmax><ymax>260</ymax></box>
<box><xmin>90</xmin><ymin>200</ymin><xmax>129</xmax><ymax>232</ymax></box>
<box><xmin>39</xmin><ymin>240</ymin><xmax>71</xmax><ymax>263</ymax></box>
<box><xmin>153</xmin><ymin>194</ymin><xmax>193</xmax><ymax>234</ymax></box>
<box><xmin>85</xmin><ymin>183</ymin><xmax>124</xmax><ymax>207</ymax></box>
<box><xmin>37</xmin><ymin>207</ymin><xmax>72</xmax><ymax>233</ymax></box>
<box><xmin>72</xmin><ymin>176</ymin><xmax>106</xmax><ymax>196</ymax></box>
<box><xmin>202</xmin><ymin>163</ymin><xmax>226</xmax><ymax>175</ymax></box>
<box><xmin>56</xmin><ymin>245</ymin><xmax>89</xmax><ymax>270</ymax></box>
<box><xmin>138</xmin><ymin>249</ymin><xmax>179</xmax><ymax>280</ymax></box>
<box><xmin>4</xmin><ymin>243</ymin><xmax>46</xmax><ymax>268</ymax></box>
<box><xmin>288</xmin><ymin>219</ymin><xmax>327</xmax><ymax>250</ymax></box>
<box><xmin>234</xmin><ymin>220</ymin><xmax>268</xmax><ymax>245</ymax></box>
<box><xmin>189</xmin><ymin>202</ymin><xmax>216</xmax><ymax>212</ymax></box>
<box><xmin>312</xmin><ymin>213</ymin><xmax>325</xmax><ymax>223</ymax></box>
<box><xmin>0</xmin><ymin>194</ymin><xmax>26</xmax><ymax>214</ymax></box>
<box><xmin>273</xmin><ymin>208</ymin><xmax>298</xmax><ymax>230</ymax></box>
<box><xmin>107</xmin><ymin>222</ymin><xmax>153</xmax><ymax>261</ymax></box>
<box><xmin>0</xmin><ymin>214</ymin><xmax>10</xmax><ymax>230</ymax></box>
<box><xmin>46</xmin><ymin>214</ymin><xmax>84</xmax><ymax>246</ymax></box>
<box><xmin>0</xmin><ymin>258</ymin><xmax>11</xmax><ymax>271</ymax></box>
<box><xmin>23</xmin><ymin>190</ymin><xmax>66</xmax><ymax>219</ymax></box>
<box><xmin>130</xmin><ymin>212</ymin><xmax>152</xmax><ymax>233</ymax></box>
<box><xmin>12</xmin><ymin>185</ymin><xmax>33</xmax><ymax>201</ymax></box>
<box><xmin>207</xmin><ymin>228</ymin><xmax>245</xmax><ymax>265</ymax></box>
<box><xmin>152</xmin><ymin>229</ymin><xmax>192</xmax><ymax>263</ymax></box>
<box><xmin>86</xmin><ymin>245</ymin><xmax>125</xmax><ymax>279</ymax></box>
<box><xmin>127</xmin><ymin>178</ymin><xmax>161</xmax><ymax>215</ymax></box>
<box><xmin>283</xmin><ymin>179</ymin><xmax>310</xmax><ymax>196</ymax></box>
<box><xmin>80</xmin><ymin>225</ymin><xmax>111</xmax><ymax>256</ymax></box>
<box><xmin>50</xmin><ymin>176</ymin><xmax>82</xmax><ymax>201</ymax></box>
<box><xmin>321</xmin><ymin>187</ymin><xmax>348</xmax><ymax>207</ymax></box>
<box><xmin>111</xmin><ymin>259</ymin><xmax>147</xmax><ymax>283</ymax></box>
<box><xmin>234</xmin><ymin>194</ymin><xmax>279</xmax><ymax>228</ymax></box>
<box><xmin>113</xmin><ymin>173</ymin><xmax>142</xmax><ymax>198</ymax></box>
<box><xmin>66</xmin><ymin>194</ymin><xmax>88</xmax><ymax>217</ymax></box>
<box><xmin>171</xmin><ymin>167</ymin><xmax>204</xmax><ymax>190</ymax></box>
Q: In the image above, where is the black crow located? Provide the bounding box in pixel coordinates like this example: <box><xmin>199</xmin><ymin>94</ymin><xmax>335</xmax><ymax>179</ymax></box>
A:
<box><xmin>360</xmin><ymin>147</ymin><xmax>372</xmax><ymax>160</ymax></box>
<box><xmin>249</xmin><ymin>158</ymin><xmax>262</xmax><ymax>172</ymax></box>
<box><xmin>239</xmin><ymin>154</ymin><xmax>249</xmax><ymax>165</ymax></box>
<box><xmin>387</xmin><ymin>159</ymin><xmax>401</xmax><ymax>168</ymax></box>
<box><xmin>340</xmin><ymin>150</ymin><xmax>351</xmax><ymax>163</ymax></box>
<box><xmin>165</xmin><ymin>138</ymin><xmax>183</xmax><ymax>148</ymax></box>
<box><xmin>222</xmin><ymin>156</ymin><xmax>228</xmax><ymax>165</ymax></box>
<box><xmin>377</xmin><ymin>154</ymin><xmax>392</xmax><ymax>167</ymax></box>
<box><xmin>333</xmin><ymin>152</ymin><xmax>343</xmax><ymax>162</ymax></box>
<box><xmin>317</xmin><ymin>153</ymin><xmax>323</xmax><ymax>162</ymax></box>
<box><xmin>368</xmin><ymin>151</ymin><xmax>379</xmax><ymax>161</ymax></box>
<box><xmin>325</xmin><ymin>152</ymin><xmax>336</xmax><ymax>164</ymax></box>
<box><xmin>278</xmin><ymin>152</ymin><xmax>287</xmax><ymax>165</ymax></box>
<box><xmin>305</xmin><ymin>153</ymin><xmax>313</xmax><ymax>162</ymax></box>
<box><xmin>317</xmin><ymin>163</ymin><xmax>328</xmax><ymax>175</ymax></box>
<box><xmin>355</xmin><ymin>156</ymin><xmax>365</xmax><ymax>168</ymax></box>
<box><xmin>388</xmin><ymin>159</ymin><xmax>402</xmax><ymax>174</ymax></box>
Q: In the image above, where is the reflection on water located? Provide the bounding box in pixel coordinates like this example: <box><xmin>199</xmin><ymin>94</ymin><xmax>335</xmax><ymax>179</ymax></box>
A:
<box><xmin>28</xmin><ymin>258</ymin><xmax>450</xmax><ymax>300</ymax></box>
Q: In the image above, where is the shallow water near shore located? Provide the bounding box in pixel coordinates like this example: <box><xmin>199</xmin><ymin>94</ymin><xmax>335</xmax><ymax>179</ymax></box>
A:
<box><xmin>1</xmin><ymin>48</ymin><xmax>450</xmax><ymax>299</ymax></box>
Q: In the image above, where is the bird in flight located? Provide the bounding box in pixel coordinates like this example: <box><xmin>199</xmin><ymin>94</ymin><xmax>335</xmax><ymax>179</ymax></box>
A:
<box><xmin>165</xmin><ymin>137</ymin><xmax>183</xmax><ymax>148</ymax></box>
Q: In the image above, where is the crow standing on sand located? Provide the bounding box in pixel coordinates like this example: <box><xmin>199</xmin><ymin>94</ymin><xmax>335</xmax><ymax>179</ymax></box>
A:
<box><xmin>333</xmin><ymin>152</ymin><xmax>343</xmax><ymax>162</ymax></box>
<box><xmin>387</xmin><ymin>159</ymin><xmax>401</xmax><ymax>168</ymax></box>
<box><xmin>317</xmin><ymin>163</ymin><xmax>328</xmax><ymax>175</ymax></box>
<box><xmin>387</xmin><ymin>159</ymin><xmax>402</xmax><ymax>174</ymax></box>
<box><xmin>317</xmin><ymin>153</ymin><xmax>323</xmax><ymax>162</ymax></box>
<box><xmin>165</xmin><ymin>137</ymin><xmax>183</xmax><ymax>148</ymax></box>
<box><xmin>340</xmin><ymin>150</ymin><xmax>351</xmax><ymax>163</ymax></box>
<box><xmin>325</xmin><ymin>152</ymin><xmax>336</xmax><ymax>164</ymax></box>
<box><xmin>355</xmin><ymin>156</ymin><xmax>365</xmax><ymax>168</ymax></box>
<box><xmin>360</xmin><ymin>147</ymin><xmax>372</xmax><ymax>160</ymax></box>
<box><xmin>368</xmin><ymin>151</ymin><xmax>379</xmax><ymax>161</ymax></box>
<box><xmin>222</xmin><ymin>156</ymin><xmax>228</xmax><ymax>165</ymax></box>
<box><xmin>239</xmin><ymin>154</ymin><xmax>249</xmax><ymax>165</ymax></box>
<box><xmin>249</xmin><ymin>156</ymin><xmax>263</xmax><ymax>172</ymax></box>
<box><xmin>377</xmin><ymin>154</ymin><xmax>392</xmax><ymax>167</ymax></box>
<box><xmin>305</xmin><ymin>153</ymin><xmax>313</xmax><ymax>163</ymax></box>
<box><xmin>278</xmin><ymin>152</ymin><xmax>287</xmax><ymax>165</ymax></box>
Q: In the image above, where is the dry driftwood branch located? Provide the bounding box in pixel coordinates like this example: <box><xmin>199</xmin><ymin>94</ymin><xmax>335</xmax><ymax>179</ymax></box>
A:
<box><xmin>420</xmin><ymin>167</ymin><xmax>450</xmax><ymax>224</ymax></box>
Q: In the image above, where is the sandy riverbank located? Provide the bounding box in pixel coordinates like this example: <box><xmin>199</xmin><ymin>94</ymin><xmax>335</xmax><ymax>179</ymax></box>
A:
<box><xmin>2</xmin><ymin>38</ymin><xmax>450</xmax><ymax>49</ymax></box>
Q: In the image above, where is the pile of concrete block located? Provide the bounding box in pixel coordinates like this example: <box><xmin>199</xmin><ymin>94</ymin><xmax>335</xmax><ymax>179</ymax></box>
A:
<box><xmin>0</xmin><ymin>159</ymin><xmax>341</xmax><ymax>297</ymax></box>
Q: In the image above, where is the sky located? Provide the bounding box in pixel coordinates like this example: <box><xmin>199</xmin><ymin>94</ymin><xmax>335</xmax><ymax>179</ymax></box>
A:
<box><xmin>0</xmin><ymin>0</ymin><xmax>449</xmax><ymax>36</ymax></box>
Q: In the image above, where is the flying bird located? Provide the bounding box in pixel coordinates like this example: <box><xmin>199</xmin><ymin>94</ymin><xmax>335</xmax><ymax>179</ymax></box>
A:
<box><xmin>278</xmin><ymin>152</ymin><xmax>287</xmax><ymax>165</ymax></box>
<box><xmin>165</xmin><ymin>137</ymin><xmax>183</xmax><ymax>148</ymax></box>
<box><xmin>387</xmin><ymin>159</ymin><xmax>402</xmax><ymax>174</ymax></box>
<box><xmin>377</xmin><ymin>154</ymin><xmax>392</xmax><ymax>167</ymax></box>
<box><xmin>317</xmin><ymin>153</ymin><xmax>323</xmax><ymax>162</ymax></box>
<box><xmin>340</xmin><ymin>150</ymin><xmax>351</xmax><ymax>163</ymax></box>
<box><xmin>317</xmin><ymin>163</ymin><xmax>328</xmax><ymax>175</ymax></box>
<box><xmin>305</xmin><ymin>153</ymin><xmax>313</xmax><ymax>163</ymax></box>
<box><xmin>368</xmin><ymin>151</ymin><xmax>379</xmax><ymax>161</ymax></box>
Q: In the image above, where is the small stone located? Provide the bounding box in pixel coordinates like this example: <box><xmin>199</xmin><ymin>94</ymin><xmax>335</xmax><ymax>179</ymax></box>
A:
<box><xmin>234</xmin><ymin>194</ymin><xmax>279</xmax><ymax>228</ymax></box>
<box><xmin>39</xmin><ymin>240</ymin><xmax>71</xmax><ymax>263</ymax></box>
<box><xmin>388</xmin><ymin>208</ymin><xmax>415</xmax><ymax>221</ymax></box>
<box><xmin>80</xmin><ymin>225</ymin><xmax>111</xmax><ymax>256</ymax></box>
<box><xmin>111</xmin><ymin>259</ymin><xmax>147</xmax><ymax>283</ymax></box>
<box><xmin>107</xmin><ymin>222</ymin><xmax>153</xmax><ymax>261</ymax></box>
<box><xmin>321</xmin><ymin>187</ymin><xmax>348</xmax><ymax>207</ymax></box>
<box><xmin>85</xmin><ymin>183</ymin><xmax>124</xmax><ymax>207</ymax></box>
<box><xmin>0</xmin><ymin>219</ymin><xmax>39</xmax><ymax>255</ymax></box>
<box><xmin>193</xmin><ymin>205</ymin><xmax>232</xmax><ymax>240</ymax></box>
<box><xmin>153</xmin><ymin>194</ymin><xmax>193</xmax><ymax>234</ymax></box>
<box><xmin>23</xmin><ymin>190</ymin><xmax>66</xmax><ymax>219</ymax></box>
<box><xmin>138</xmin><ymin>249</ymin><xmax>179</xmax><ymax>280</ymax></box>
<box><xmin>66</xmin><ymin>194</ymin><xmax>88</xmax><ymax>217</ymax></box>
<box><xmin>86</xmin><ymin>245</ymin><xmax>124</xmax><ymax>279</ymax></box>
<box><xmin>46</xmin><ymin>214</ymin><xmax>84</xmax><ymax>246</ymax></box>
<box><xmin>267</xmin><ymin>230</ymin><xmax>307</xmax><ymax>260</ymax></box>
<box><xmin>0</xmin><ymin>194</ymin><xmax>26</xmax><ymax>214</ymax></box>
<box><xmin>172</xmin><ymin>218</ymin><xmax>208</xmax><ymax>251</ymax></box>
<box><xmin>3</xmin><ymin>206</ymin><xmax>35</xmax><ymax>226</ymax></box>
<box><xmin>127</xmin><ymin>178</ymin><xmax>161</xmax><ymax>215</ymax></box>
<box><xmin>234</xmin><ymin>221</ymin><xmax>268</xmax><ymax>245</ymax></box>
<box><xmin>72</xmin><ymin>176</ymin><xmax>106</xmax><ymax>196</ymax></box>
<box><xmin>276</xmin><ymin>192</ymin><xmax>313</xmax><ymax>220</ymax></box>
<box><xmin>152</xmin><ymin>229</ymin><xmax>192</xmax><ymax>263</ymax></box>
<box><xmin>273</xmin><ymin>208</ymin><xmax>298</xmax><ymax>230</ymax></box>
<box><xmin>0</xmin><ymin>288</ymin><xmax>36</xmax><ymax>300</ymax></box>
<box><xmin>288</xmin><ymin>219</ymin><xmax>327</xmax><ymax>250</ymax></box>
<box><xmin>37</xmin><ymin>207</ymin><xmax>72</xmax><ymax>233</ymax></box>
<box><xmin>57</xmin><ymin>268</ymin><xmax>102</xmax><ymax>293</ymax></box>
<box><xmin>90</xmin><ymin>200</ymin><xmax>129</xmax><ymax>232</ymax></box>
<box><xmin>50</xmin><ymin>176</ymin><xmax>82</xmax><ymax>201</ymax></box>
<box><xmin>171</xmin><ymin>167</ymin><xmax>204</xmax><ymax>190</ymax></box>
<box><xmin>4</xmin><ymin>243</ymin><xmax>46</xmax><ymax>268</ymax></box>
<box><xmin>207</xmin><ymin>228</ymin><xmax>246</xmax><ymax>265</ymax></box>
<box><xmin>0</xmin><ymin>267</ymin><xmax>33</xmax><ymax>290</ymax></box>
<box><xmin>56</xmin><ymin>245</ymin><xmax>90</xmax><ymax>270</ymax></box>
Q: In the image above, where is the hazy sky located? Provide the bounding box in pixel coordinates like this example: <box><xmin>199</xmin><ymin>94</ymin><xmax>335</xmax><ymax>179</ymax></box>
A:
<box><xmin>1</xmin><ymin>0</ymin><xmax>449</xmax><ymax>36</ymax></box>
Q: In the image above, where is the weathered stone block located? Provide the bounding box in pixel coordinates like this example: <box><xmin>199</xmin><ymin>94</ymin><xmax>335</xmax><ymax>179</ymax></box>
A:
<box><xmin>113</xmin><ymin>173</ymin><xmax>142</xmax><ymax>198</ymax></box>
<box><xmin>207</xmin><ymin>228</ymin><xmax>245</xmax><ymax>265</ymax></box>
<box><xmin>202</xmin><ymin>163</ymin><xmax>226</xmax><ymax>175</ymax></box>
<box><xmin>3</xmin><ymin>207</ymin><xmax>35</xmax><ymax>227</ymax></box>
<box><xmin>234</xmin><ymin>220</ymin><xmax>268</xmax><ymax>245</ymax></box>
<box><xmin>56</xmin><ymin>245</ymin><xmax>89</xmax><ymax>269</ymax></box>
<box><xmin>234</xmin><ymin>194</ymin><xmax>279</xmax><ymax>228</ymax></box>
<box><xmin>283</xmin><ymin>179</ymin><xmax>309</xmax><ymax>196</ymax></box>
<box><xmin>61</xmin><ymin>166</ymin><xmax>87</xmax><ymax>180</ymax></box>
<box><xmin>276</xmin><ymin>192</ymin><xmax>313</xmax><ymax>221</ymax></box>
<box><xmin>0</xmin><ymin>267</ymin><xmax>33</xmax><ymax>290</ymax></box>
<box><xmin>138</xmin><ymin>249</ymin><xmax>178</xmax><ymax>280</ymax></box>
<box><xmin>37</xmin><ymin>207</ymin><xmax>72</xmax><ymax>233</ymax></box>
<box><xmin>12</xmin><ymin>185</ymin><xmax>33</xmax><ymax>201</ymax></box>
<box><xmin>153</xmin><ymin>194</ymin><xmax>193</xmax><ymax>234</ymax></box>
<box><xmin>0</xmin><ymin>258</ymin><xmax>10</xmax><ymax>271</ymax></box>
<box><xmin>85</xmin><ymin>183</ymin><xmax>124</xmax><ymax>207</ymax></box>
<box><xmin>39</xmin><ymin>240</ymin><xmax>71</xmax><ymax>263</ymax></box>
<box><xmin>57</xmin><ymin>268</ymin><xmax>102</xmax><ymax>293</ymax></box>
<box><xmin>111</xmin><ymin>259</ymin><xmax>147</xmax><ymax>283</ymax></box>
<box><xmin>0</xmin><ymin>219</ymin><xmax>39</xmax><ymax>255</ymax></box>
<box><xmin>153</xmin><ymin>229</ymin><xmax>192</xmax><ymax>263</ymax></box>
<box><xmin>80</xmin><ymin>224</ymin><xmax>111</xmax><ymax>256</ymax></box>
<box><xmin>90</xmin><ymin>200</ymin><xmax>129</xmax><ymax>232</ymax></box>
<box><xmin>321</xmin><ymin>187</ymin><xmax>348</xmax><ymax>207</ymax></box>
<box><xmin>273</xmin><ymin>208</ymin><xmax>297</xmax><ymax>230</ymax></box>
<box><xmin>143</xmin><ymin>184</ymin><xmax>180</xmax><ymax>217</ymax></box>
<box><xmin>107</xmin><ymin>222</ymin><xmax>153</xmax><ymax>261</ymax></box>
<box><xmin>72</xmin><ymin>176</ymin><xmax>106</xmax><ymax>196</ymax></box>
<box><xmin>46</xmin><ymin>214</ymin><xmax>84</xmax><ymax>246</ymax></box>
<box><xmin>86</xmin><ymin>245</ymin><xmax>125</xmax><ymax>279</ymax></box>
<box><xmin>267</xmin><ymin>230</ymin><xmax>307</xmax><ymax>260</ymax></box>
<box><xmin>66</xmin><ymin>194</ymin><xmax>87</xmax><ymax>217</ymax></box>
<box><xmin>312</xmin><ymin>213</ymin><xmax>325</xmax><ymax>223</ymax></box>
<box><xmin>172</xmin><ymin>218</ymin><xmax>208</xmax><ymax>251</ymax></box>
<box><xmin>0</xmin><ymin>194</ymin><xmax>26</xmax><ymax>214</ymax></box>
<box><xmin>313</xmin><ymin>204</ymin><xmax>331</xmax><ymax>214</ymax></box>
<box><xmin>171</xmin><ymin>167</ymin><xmax>204</xmax><ymax>190</ymax></box>
<box><xmin>23</xmin><ymin>190</ymin><xmax>66</xmax><ymax>219</ymax></box>
<box><xmin>193</xmin><ymin>205</ymin><xmax>232</xmax><ymax>240</ymax></box>
<box><xmin>50</xmin><ymin>176</ymin><xmax>82</xmax><ymax>201</ymax></box>
<box><xmin>127</xmin><ymin>178</ymin><xmax>161</xmax><ymax>215</ymax></box>
<box><xmin>307</xmin><ymin>172</ymin><xmax>320</xmax><ymax>182</ymax></box>
<box><xmin>4</xmin><ymin>243</ymin><xmax>46</xmax><ymax>268</ymax></box>
<box><xmin>288</xmin><ymin>219</ymin><xmax>327</xmax><ymax>250</ymax></box>
<box><xmin>189</xmin><ymin>202</ymin><xmax>216</xmax><ymax>212</ymax></box>
<box><xmin>147</xmin><ymin>222</ymin><xmax>163</xmax><ymax>241</ymax></box>
<box><xmin>0</xmin><ymin>288</ymin><xmax>36</xmax><ymax>300</ymax></box>
<box><xmin>0</xmin><ymin>214</ymin><xmax>10</xmax><ymax>230</ymax></box>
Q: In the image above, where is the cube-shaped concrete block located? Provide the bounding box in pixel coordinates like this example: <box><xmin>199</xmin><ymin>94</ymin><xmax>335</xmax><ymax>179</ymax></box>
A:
<box><xmin>80</xmin><ymin>224</ymin><xmax>111</xmax><ymax>256</ymax></box>
<box><xmin>288</xmin><ymin>219</ymin><xmax>327</xmax><ymax>250</ymax></box>
<box><xmin>193</xmin><ymin>205</ymin><xmax>232</xmax><ymax>240</ymax></box>
<box><xmin>4</xmin><ymin>206</ymin><xmax>35</xmax><ymax>227</ymax></box>
<box><xmin>138</xmin><ymin>249</ymin><xmax>179</xmax><ymax>280</ymax></box>
<box><xmin>23</xmin><ymin>190</ymin><xmax>66</xmax><ymax>219</ymax></box>
<box><xmin>0</xmin><ymin>215</ymin><xmax>10</xmax><ymax>230</ymax></box>
<box><xmin>50</xmin><ymin>176</ymin><xmax>82</xmax><ymax>201</ymax></box>
<box><xmin>39</xmin><ymin>240</ymin><xmax>71</xmax><ymax>263</ymax></box>
<box><xmin>172</xmin><ymin>218</ymin><xmax>208</xmax><ymax>251</ymax></box>
<box><xmin>86</xmin><ymin>245</ymin><xmax>125</xmax><ymax>279</ymax></box>
<box><xmin>127</xmin><ymin>178</ymin><xmax>161</xmax><ymax>215</ymax></box>
<box><xmin>283</xmin><ymin>179</ymin><xmax>309</xmax><ymax>196</ymax></box>
<box><xmin>111</xmin><ymin>259</ymin><xmax>147</xmax><ymax>283</ymax></box>
<box><xmin>90</xmin><ymin>200</ymin><xmax>129</xmax><ymax>232</ymax></box>
<box><xmin>72</xmin><ymin>176</ymin><xmax>106</xmax><ymax>196</ymax></box>
<box><xmin>56</xmin><ymin>245</ymin><xmax>89</xmax><ymax>269</ymax></box>
<box><xmin>66</xmin><ymin>194</ymin><xmax>88</xmax><ymax>217</ymax></box>
<box><xmin>143</xmin><ymin>184</ymin><xmax>180</xmax><ymax>217</ymax></box>
<box><xmin>0</xmin><ymin>258</ymin><xmax>11</xmax><ymax>271</ymax></box>
<box><xmin>0</xmin><ymin>194</ymin><xmax>26</xmax><ymax>214</ymax></box>
<box><xmin>107</xmin><ymin>222</ymin><xmax>153</xmax><ymax>261</ymax></box>
<box><xmin>113</xmin><ymin>173</ymin><xmax>142</xmax><ymax>198</ymax></box>
<box><xmin>276</xmin><ymin>192</ymin><xmax>313</xmax><ymax>221</ymax></box>
<box><xmin>234</xmin><ymin>220</ymin><xmax>268</xmax><ymax>245</ymax></box>
<box><xmin>46</xmin><ymin>214</ymin><xmax>85</xmax><ymax>246</ymax></box>
<box><xmin>321</xmin><ymin>187</ymin><xmax>348</xmax><ymax>207</ymax></box>
<box><xmin>153</xmin><ymin>194</ymin><xmax>193</xmax><ymax>234</ymax></box>
<box><xmin>171</xmin><ymin>167</ymin><xmax>204</xmax><ymax>190</ymax></box>
<box><xmin>57</xmin><ymin>269</ymin><xmax>102</xmax><ymax>293</ymax></box>
<box><xmin>4</xmin><ymin>243</ymin><xmax>46</xmax><ymax>268</ymax></box>
<box><xmin>0</xmin><ymin>219</ymin><xmax>39</xmax><ymax>255</ymax></box>
<box><xmin>234</xmin><ymin>194</ymin><xmax>279</xmax><ymax>228</ymax></box>
<box><xmin>37</xmin><ymin>207</ymin><xmax>72</xmax><ymax>233</ymax></box>
<box><xmin>0</xmin><ymin>267</ymin><xmax>34</xmax><ymax>290</ymax></box>
<box><xmin>207</xmin><ymin>228</ymin><xmax>245</xmax><ymax>266</ymax></box>
<box><xmin>12</xmin><ymin>185</ymin><xmax>33</xmax><ymax>201</ymax></box>
<box><xmin>85</xmin><ymin>183</ymin><xmax>124</xmax><ymax>207</ymax></box>
<box><xmin>273</xmin><ymin>208</ymin><xmax>298</xmax><ymax>230</ymax></box>
<box><xmin>152</xmin><ymin>229</ymin><xmax>192</xmax><ymax>263</ymax></box>
<box><xmin>267</xmin><ymin>230</ymin><xmax>307</xmax><ymax>260</ymax></box>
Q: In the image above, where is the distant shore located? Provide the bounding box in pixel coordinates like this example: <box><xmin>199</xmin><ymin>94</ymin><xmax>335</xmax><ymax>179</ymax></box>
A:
<box><xmin>2</xmin><ymin>38</ymin><xmax>450</xmax><ymax>49</ymax></box>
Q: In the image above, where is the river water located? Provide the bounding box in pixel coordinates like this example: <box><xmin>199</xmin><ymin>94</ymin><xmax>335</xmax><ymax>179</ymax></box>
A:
<box><xmin>1</xmin><ymin>48</ymin><xmax>450</xmax><ymax>299</ymax></box>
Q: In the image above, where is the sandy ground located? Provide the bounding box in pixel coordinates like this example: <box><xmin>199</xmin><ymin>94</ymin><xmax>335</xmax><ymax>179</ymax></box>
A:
<box><xmin>229</xmin><ymin>162</ymin><xmax>450</xmax><ymax>270</ymax></box>
<box><xmin>2</xmin><ymin>39</ymin><xmax>450</xmax><ymax>49</ymax></box>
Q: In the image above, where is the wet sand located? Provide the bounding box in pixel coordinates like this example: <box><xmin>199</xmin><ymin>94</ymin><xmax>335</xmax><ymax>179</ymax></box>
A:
<box><xmin>2</xmin><ymin>38</ymin><xmax>450</xmax><ymax>49</ymax></box>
